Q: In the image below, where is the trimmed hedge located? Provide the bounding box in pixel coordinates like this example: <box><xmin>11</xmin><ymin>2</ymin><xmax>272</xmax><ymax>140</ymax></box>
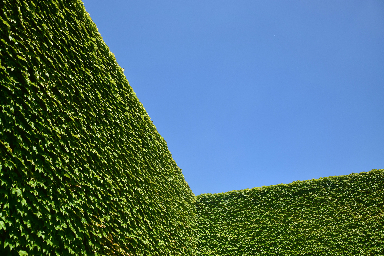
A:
<box><xmin>196</xmin><ymin>169</ymin><xmax>384</xmax><ymax>255</ymax></box>
<box><xmin>1</xmin><ymin>1</ymin><xmax>382</xmax><ymax>255</ymax></box>
<box><xmin>0</xmin><ymin>0</ymin><xmax>195</xmax><ymax>255</ymax></box>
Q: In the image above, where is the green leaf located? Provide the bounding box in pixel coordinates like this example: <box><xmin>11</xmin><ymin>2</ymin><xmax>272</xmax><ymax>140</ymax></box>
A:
<box><xmin>0</xmin><ymin>17</ymin><xmax>10</xmax><ymax>28</ymax></box>
<box><xmin>18</xmin><ymin>250</ymin><xmax>28</xmax><ymax>256</ymax></box>
<box><xmin>0</xmin><ymin>221</ymin><xmax>5</xmax><ymax>230</ymax></box>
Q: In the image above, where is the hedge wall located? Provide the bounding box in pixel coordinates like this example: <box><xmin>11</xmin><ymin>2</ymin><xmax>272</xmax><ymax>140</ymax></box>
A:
<box><xmin>196</xmin><ymin>169</ymin><xmax>384</xmax><ymax>255</ymax></box>
<box><xmin>1</xmin><ymin>1</ymin><xmax>383</xmax><ymax>256</ymax></box>
<box><xmin>0</xmin><ymin>0</ymin><xmax>195</xmax><ymax>255</ymax></box>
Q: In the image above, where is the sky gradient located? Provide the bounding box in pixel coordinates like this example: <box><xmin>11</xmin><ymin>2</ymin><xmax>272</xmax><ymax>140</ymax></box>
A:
<box><xmin>81</xmin><ymin>0</ymin><xmax>384</xmax><ymax>195</ymax></box>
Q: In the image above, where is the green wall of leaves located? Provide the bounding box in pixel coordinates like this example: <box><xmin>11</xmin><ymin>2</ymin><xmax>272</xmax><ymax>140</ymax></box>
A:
<box><xmin>0</xmin><ymin>0</ymin><xmax>196</xmax><ymax>255</ymax></box>
<box><xmin>196</xmin><ymin>169</ymin><xmax>384</xmax><ymax>255</ymax></box>
<box><xmin>1</xmin><ymin>1</ymin><xmax>383</xmax><ymax>256</ymax></box>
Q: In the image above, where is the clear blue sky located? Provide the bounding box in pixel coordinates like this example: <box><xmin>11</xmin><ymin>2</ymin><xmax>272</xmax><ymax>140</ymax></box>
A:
<box><xmin>81</xmin><ymin>0</ymin><xmax>384</xmax><ymax>196</ymax></box>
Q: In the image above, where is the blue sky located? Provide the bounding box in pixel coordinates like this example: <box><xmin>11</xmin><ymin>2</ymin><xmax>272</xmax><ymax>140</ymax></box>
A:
<box><xmin>82</xmin><ymin>0</ymin><xmax>384</xmax><ymax>196</ymax></box>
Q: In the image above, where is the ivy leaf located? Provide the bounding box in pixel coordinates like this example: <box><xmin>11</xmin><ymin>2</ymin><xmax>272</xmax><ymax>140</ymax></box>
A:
<box><xmin>0</xmin><ymin>221</ymin><xmax>6</xmax><ymax>230</ymax></box>
<box><xmin>18</xmin><ymin>250</ymin><xmax>28</xmax><ymax>256</ymax></box>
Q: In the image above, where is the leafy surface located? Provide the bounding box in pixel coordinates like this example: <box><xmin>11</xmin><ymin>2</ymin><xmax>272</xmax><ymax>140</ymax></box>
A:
<box><xmin>196</xmin><ymin>169</ymin><xmax>384</xmax><ymax>255</ymax></box>
<box><xmin>1</xmin><ymin>1</ymin><xmax>382</xmax><ymax>255</ymax></box>
<box><xmin>0</xmin><ymin>0</ymin><xmax>195</xmax><ymax>255</ymax></box>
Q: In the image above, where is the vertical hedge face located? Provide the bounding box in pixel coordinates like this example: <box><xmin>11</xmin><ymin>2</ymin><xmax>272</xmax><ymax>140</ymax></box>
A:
<box><xmin>0</xmin><ymin>0</ymin><xmax>195</xmax><ymax>255</ymax></box>
<box><xmin>195</xmin><ymin>169</ymin><xmax>384</xmax><ymax>255</ymax></box>
<box><xmin>1</xmin><ymin>1</ymin><xmax>382</xmax><ymax>256</ymax></box>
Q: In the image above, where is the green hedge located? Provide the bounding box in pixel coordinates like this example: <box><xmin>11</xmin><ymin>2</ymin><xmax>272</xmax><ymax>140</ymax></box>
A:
<box><xmin>1</xmin><ymin>1</ymin><xmax>382</xmax><ymax>255</ymax></box>
<box><xmin>0</xmin><ymin>0</ymin><xmax>195</xmax><ymax>255</ymax></box>
<box><xmin>196</xmin><ymin>169</ymin><xmax>384</xmax><ymax>255</ymax></box>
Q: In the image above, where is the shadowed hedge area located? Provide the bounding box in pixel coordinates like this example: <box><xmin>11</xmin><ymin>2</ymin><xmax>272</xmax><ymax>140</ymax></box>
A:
<box><xmin>195</xmin><ymin>169</ymin><xmax>384</xmax><ymax>255</ymax></box>
<box><xmin>0</xmin><ymin>0</ymin><xmax>195</xmax><ymax>255</ymax></box>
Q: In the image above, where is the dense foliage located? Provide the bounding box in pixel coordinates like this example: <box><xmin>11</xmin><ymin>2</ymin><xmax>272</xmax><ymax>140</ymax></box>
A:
<box><xmin>196</xmin><ymin>169</ymin><xmax>384</xmax><ymax>255</ymax></box>
<box><xmin>1</xmin><ymin>1</ymin><xmax>382</xmax><ymax>255</ymax></box>
<box><xmin>0</xmin><ymin>0</ymin><xmax>196</xmax><ymax>255</ymax></box>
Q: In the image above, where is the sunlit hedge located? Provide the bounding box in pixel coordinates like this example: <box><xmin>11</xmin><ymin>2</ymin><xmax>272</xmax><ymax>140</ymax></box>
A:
<box><xmin>196</xmin><ymin>169</ymin><xmax>384</xmax><ymax>255</ymax></box>
<box><xmin>1</xmin><ymin>1</ymin><xmax>382</xmax><ymax>255</ymax></box>
<box><xmin>0</xmin><ymin>0</ymin><xmax>195</xmax><ymax>255</ymax></box>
